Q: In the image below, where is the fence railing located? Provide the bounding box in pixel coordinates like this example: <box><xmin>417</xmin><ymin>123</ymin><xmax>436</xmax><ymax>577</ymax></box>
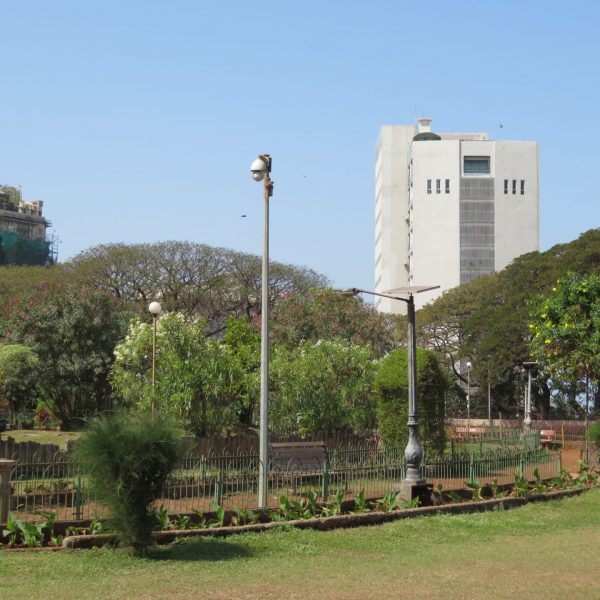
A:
<box><xmin>5</xmin><ymin>446</ymin><xmax>561</xmax><ymax>523</ymax></box>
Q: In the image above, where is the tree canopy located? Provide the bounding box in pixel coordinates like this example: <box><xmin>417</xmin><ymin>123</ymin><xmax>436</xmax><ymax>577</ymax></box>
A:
<box><xmin>417</xmin><ymin>229</ymin><xmax>600</xmax><ymax>418</ymax></box>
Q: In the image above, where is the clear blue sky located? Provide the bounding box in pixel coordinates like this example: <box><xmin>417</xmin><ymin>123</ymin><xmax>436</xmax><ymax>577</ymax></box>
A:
<box><xmin>1</xmin><ymin>1</ymin><xmax>598</xmax><ymax>292</ymax></box>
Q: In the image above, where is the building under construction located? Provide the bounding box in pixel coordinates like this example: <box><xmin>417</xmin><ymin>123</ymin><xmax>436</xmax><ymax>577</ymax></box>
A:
<box><xmin>0</xmin><ymin>185</ymin><xmax>57</xmax><ymax>266</ymax></box>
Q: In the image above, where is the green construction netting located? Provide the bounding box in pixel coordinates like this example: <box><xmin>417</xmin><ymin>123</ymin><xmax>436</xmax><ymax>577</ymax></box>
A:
<box><xmin>0</xmin><ymin>230</ymin><xmax>51</xmax><ymax>266</ymax></box>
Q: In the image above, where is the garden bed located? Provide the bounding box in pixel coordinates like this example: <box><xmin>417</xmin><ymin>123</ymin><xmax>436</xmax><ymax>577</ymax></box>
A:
<box><xmin>61</xmin><ymin>486</ymin><xmax>591</xmax><ymax>550</ymax></box>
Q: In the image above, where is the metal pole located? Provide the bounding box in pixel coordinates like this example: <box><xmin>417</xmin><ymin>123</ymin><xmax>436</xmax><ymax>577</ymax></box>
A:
<box><xmin>467</xmin><ymin>367</ymin><xmax>470</xmax><ymax>440</ymax></box>
<box><xmin>524</xmin><ymin>367</ymin><xmax>532</xmax><ymax>431</ymax></box>
<box><xmin>402</xmin><ymin>294</ymin><xmax>424</xmax><ymax>484</ymax></box>
<box><xmin>258</xmin><ymin>174</ymin><xmax>271</xmax><ymax>508</ymax></box>
<box><xmin>151</xmin><ymin>314</ymin><xmax>157</xmax><ymax>417</ymax></box>
<box><xmin>488</xmin><ymin>381</ymin><xmax>491</xmax><ymax>427</ymax></box>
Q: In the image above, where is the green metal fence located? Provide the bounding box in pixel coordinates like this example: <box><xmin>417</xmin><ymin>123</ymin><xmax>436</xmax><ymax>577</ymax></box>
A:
<box><xmin>7</xmin><ymin>445</ymin><xmax>561</xmax><ymax>522</ymax></box>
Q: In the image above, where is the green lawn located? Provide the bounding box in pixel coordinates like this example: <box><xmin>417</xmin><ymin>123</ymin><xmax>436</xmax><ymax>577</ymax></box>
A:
<box><xmin>1</xmin><ymin>489</ymin><xmax>599</xmax><ymax>599</ymax></box>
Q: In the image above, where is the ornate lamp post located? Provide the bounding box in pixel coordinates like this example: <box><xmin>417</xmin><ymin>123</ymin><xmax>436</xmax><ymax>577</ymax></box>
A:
<box><xmin>522</xmin><ymin>361</ymin><xmax>538</xmax><ymax>432</ymax></box>
<box><xmin>148</xmin><ymin>301</ymin><xmax>162</xmax><ymax>417</ymax></box>
<box><xmin>250</xmin><ymin>154</ymin><xmax>273</xmax><ymax>509</ymax></box>
<box><xmin>341</xmin><ymin>285</ymin><xmax>439</xmax><ymax>499</ymax></box>
<box><xmin>466</xmin><ymin>361</ymin><xmax>472</xmax><ymax>439</ymax></box>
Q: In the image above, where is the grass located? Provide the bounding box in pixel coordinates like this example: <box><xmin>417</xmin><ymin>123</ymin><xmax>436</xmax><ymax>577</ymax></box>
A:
<box><xmin>0</xmin><ymin>429</ymin><xmax>80</xmax><ymax>450</ymax></box>
<box><xmin>1</xmin><ymin>488</ymin><xmax>599</xmax><ymax>599</ymax></box>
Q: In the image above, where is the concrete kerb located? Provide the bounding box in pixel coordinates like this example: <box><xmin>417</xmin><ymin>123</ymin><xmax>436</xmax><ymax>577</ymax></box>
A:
<box><xmin>62</xmin><ymin>487</ymin><xmax>590</xmax><ymax>550</ymax></box>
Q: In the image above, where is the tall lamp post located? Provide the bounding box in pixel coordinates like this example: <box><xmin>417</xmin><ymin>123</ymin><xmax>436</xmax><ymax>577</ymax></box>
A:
<box><xmin>466</xmin><ymin>361</ymin><xmax>472</xmax><ymax>438</ymax></box>
<box><xmin>148</xmin><ymin>301</ymin><xmax>162</xmax><ymax>417</ymax></box>
<box><xmin>342</xmin><ymin>285</ymin><xmax>439</xmax><ymax>499</ymax></box>
<box><xmin>522</xmin><ymin>361</ymin><xmax>537</xmax><ymax>432</ymax></box>
<box><xmin>250</xmin><ymin>154</ymin><xmax>273</xmax><ymax>509</ymax></box>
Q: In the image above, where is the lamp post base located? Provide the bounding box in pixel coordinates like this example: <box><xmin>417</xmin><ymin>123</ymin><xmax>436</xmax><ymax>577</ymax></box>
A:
<box><xmin>395</xmin><ymin>480</ymin><xmax>431</xmax><ymax>504</ymax></box>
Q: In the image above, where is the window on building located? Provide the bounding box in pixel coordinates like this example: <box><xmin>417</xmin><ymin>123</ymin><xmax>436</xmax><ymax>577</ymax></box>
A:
<box><xmin>436</xmin><ymin>179</ymin><xmax>441</xmax><ymax>194</ymax></box>
<box><xmin>445</xmin><ymin>179</ymin><xmax>450</xmax><ymax>194</ymax></box>
<box><xmin>464</xmin><ymin>156</ymin><xmax>490</xmax><ymax>175</ymax></box>
<box><xmin>520</xmin><ymin>180</ymin><xmax>525</xmax><ymax>195</ymax></box>
<box><xmin>512</xmin><ymin>179</ymin><xmax>517</xmax><ymax>194</ymax></box>
<box><xmin>427</xmin><ymin>179</ymin><xmax>431</xmax><ymax>194</ymax></box>
<box><xmin>504</xmin><ymin>179</ymin><xmax>508</xmax><ymax>194</ymax></box>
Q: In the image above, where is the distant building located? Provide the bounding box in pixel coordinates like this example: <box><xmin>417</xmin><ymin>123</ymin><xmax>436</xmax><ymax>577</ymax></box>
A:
<box><xmin>375</xmin><ymin>118</ymin><xmax>539</xmax><ymax>313</ymax></box>
<box><xmin>0</xmin><ymin>185</ymin><xmax>55</xmax><ymax>266</ymax></box>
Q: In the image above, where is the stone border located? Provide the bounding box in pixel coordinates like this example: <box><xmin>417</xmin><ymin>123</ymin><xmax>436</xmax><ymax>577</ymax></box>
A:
<box><xmin>62</xmin><ymin>487</ymin><xmax>590</xmax><ymax>549</ymax></box>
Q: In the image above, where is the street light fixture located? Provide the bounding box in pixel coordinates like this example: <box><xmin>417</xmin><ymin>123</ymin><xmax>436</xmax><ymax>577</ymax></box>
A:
<box><xmin>148</xmin><ymin>301</ymin><xmax>162</xmax><ymax>417</ymax></box>
<box><xmin>341</xmin><ymin>285</ymin><xmax>439</xmax><ymax>500</ymax></box>
<box><xmin>466</xmin><ymin>361</ymin><xmax>472</xmax><ymax>438</ymax></box>
<box><xmin>250</xmin><ymin>154</ymin><xmax>273</xmax><ymax>509</ymax></box>
<box><xmin>522</xmin><ymin>361</ymin><xmax>538</xmax><ymax>431</ymax></box>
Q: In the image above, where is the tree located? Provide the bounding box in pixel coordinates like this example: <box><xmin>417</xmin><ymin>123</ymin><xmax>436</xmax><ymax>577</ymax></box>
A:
<box><xmin>68</xmin><ymin>241</ymin><xmax>329</xmax><ymax>330</ymax></box>
<box><xmin>418</xmin><ymin>229</ymin><xmax>600</xmax><ymax>418</ymax></box>
<box><xmin>74</xmin><ymin>412</ymin><xmax>181</xmax><ymax>556</ymax></box>
<box><xmin>0</xmin><ymin>284</ymin><xmax>130</xmax><ymax>429</ymax></box>
<box><xmin>374</xmin><ymin>348</ymin><xmax>448</xmax><ymax>453</ymax></box>
<box><xmin>269</xmin><ymin>340</ymin><xmax>376</xmax><ymax>436</ymax></box>
<box><xmin>0</xmin><ymin>344</ymin><xmax>40</xmax><ymax>413</ymax></box>
<box><xmin>529</xmin><ymin>273</ymin><xmax>600</xmax><ymax>413</ymax></box>
<box><xmin>112</xmin><ymin>313</ymin><xmax>244</xmax><ymax>436</ymax></box>
<box><xmin>270</xmin><ymin>288</ymin><xmax>397</xmax><ymax>358</ymax></box>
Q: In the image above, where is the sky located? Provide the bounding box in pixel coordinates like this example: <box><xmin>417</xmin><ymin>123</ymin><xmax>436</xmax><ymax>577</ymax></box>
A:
<box><xmin>1</xmin><ymin>0</ymin><xmax>599</xmax><ymax>292</ymax></box>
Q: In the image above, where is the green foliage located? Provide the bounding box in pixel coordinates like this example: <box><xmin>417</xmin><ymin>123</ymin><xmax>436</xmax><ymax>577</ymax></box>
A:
<box><xmin>208</xmin><ymin>503</ymin><xmax>227</xmax><ymax>528</ymax></box>
<box><xmin>418</xmin><ymin>229</ymin><xmax>600</xmax><ymax>418</ymax></box>
<box><xmin>232</xmin><ymin>507</ymin><xmax>259</xmax><ymax>526</ymax></box>
<box><xmin>465</xmin><ymin>479</ymin><xmax>483</xmax><ymax>501</ymax></box>
<box><xmin>270</xmin><ymin>288</ymin><xmax>396</xmax><ymax>358</ymax></box>
<box><xmin>154</xmin><ymin>505</ymin><xmax>171</xmax><ymax>531</ymax></box>
<box><xmin>74</xmin><ymin>412</ymin><xmax>181</xmax><ymax>555</ymax></box>
<box><xmin>529</xmin><ymin>272</ymin><xmax>600</xmax><ymax>385</ymax></box>
<box><xmin>223</xmin><ymin>316</ymin><xmax>261</xmax><ymax>425</ymax></box>
<box><xmin>69</xmin><ymin>241</ymin><xmax>329</xmax><ymax>324</ymax></box>
<box><xmin>0</xmin><ymin>283</ymin><xmax>130</xmax><ymax>429</ymax></box>
<box><xmin>376</xmin><ymin>491</ymin><xmax>399</xmax><ymax>512</ymax></box>
<box><xmin>322</xmin><ymin>489</ymin><xmax>345</xmax><ymax>517</ymax></box>
<box><xmin>513</xmin><ymin>472</ymin><xmax>529</xmax><ymax>497</ymax></box>
<box><xmin>374</xmin><ymin>348</ymin><xmax>447</xmax><ymax>451</ymax></box>
<box><xmin>112</xmin><ymin>313</ymin><xmax>243</xmax><ymax>436</ymax></box>
<box><xmin>3</xmin><ymin>514</ymin><xmax>22</xmax><ymax>546</ymax></box>
<box><xmin>269</xmin><ymin>339</ymin><xmax>376</xmax><ymax>436</ymax></box>
<box><xmin>353</xmin><ymin>489</ymin><xmax>369</xmax><ymax>513</ymax></box>
<box><xmin>0</xmin><ymin>344</ymin><xmax>39</xmax><ymax>412</ymax></box>
<box><xmin>588</xmin><ymin>422</ymin><xmax>600</xmax><ymax>446</ymax></box>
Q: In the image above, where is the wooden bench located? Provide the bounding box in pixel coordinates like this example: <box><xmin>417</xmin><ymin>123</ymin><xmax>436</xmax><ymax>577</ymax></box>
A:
<box><xmin>540</xmin><ymin>429</ymin><xmax>561</xmax><ymax>450</ymax></box>
<box><xmin>269</xmin><ymin>441</ymin><xmax>329</xmax><ymax>473</ymax></box>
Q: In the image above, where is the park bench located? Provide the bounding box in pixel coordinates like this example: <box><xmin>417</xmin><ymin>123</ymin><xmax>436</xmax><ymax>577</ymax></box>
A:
<box><xmin>453</xmin><ymin>427</ymin><xmax>486</xmax><ymax>440</ymax></box>
<box><xmin>269</xmin><ymin>441</ymin><xmax>329</xmax><ymax>473</ymax></box>
<box><xmin>540</xmin><ymin>429</ymin><xmax>561</xmax><ymax>450</ymax></box>
<box><xmin>269</xmin><ymin>441</ymin><xmax>329</xmax><ymax>494</ymax></box>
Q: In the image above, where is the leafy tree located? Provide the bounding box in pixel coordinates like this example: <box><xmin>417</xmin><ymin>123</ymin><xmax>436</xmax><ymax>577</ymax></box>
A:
<box><xmin>68</xmin><ymin>241</ymin><xmax>329</xmax><ymax>330</ymax></box>
<box><xmin>374</xmin><ymin>348</ymin><xmax>448</xmax><ymax>453</ymax></box>
<box><xmin>270</xmin><ymin>288</ymin><xmax>397</xmax><ymax>358</ymax></box>
<box><xmin>112</xmin><ymin>313</ymin><xmax>244</xmax><ymax>436</ymax></box>
<box><xmin>269</xmin><ymin>340</ymin><xmax>376</xmax><ymax>436</ymax></box>
<box><xmin>223</xmin><ymin>316</ymin><xmax>260</xmax><ymax>426</ymax></box>
<box><xmin>74</xmin><ymin>412</ymin><xmax>181</xmax><ymax>556</ymax></box>
<box><xmin>418</xmin><ymin>229</ymin><xmax>600</xmax><ymax>418</ymax></box>
<box><xmin>0</xmin><ymin>344</ymin><xmax>40</xmax><ymax>413</ymax></box>
<box><xmin>0</xmin><ymin>284</ymin><xmax>130</xmax><ymax>429</ymax></box>
<box><xmin>529</xmin><ymin>273</ymin><xmax>600</xmax><ymax>413</ymax></box>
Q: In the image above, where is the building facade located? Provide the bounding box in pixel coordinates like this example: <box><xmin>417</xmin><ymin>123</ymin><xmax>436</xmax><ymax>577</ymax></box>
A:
<box><xmin>375</xmin><ymin>119</ymin><xmax>539</xmax><ymax>313</ymax></box>
<box><xmin>0</xmin><ymin>185</ymin><xmax>54</xmax><ymax>266</ymax></box>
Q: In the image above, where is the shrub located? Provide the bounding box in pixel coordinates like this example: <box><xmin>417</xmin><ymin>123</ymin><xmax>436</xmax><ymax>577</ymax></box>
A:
<box><xmin>74</xmin><ymin>412</ymin><xmax>181</xmax><ymax>555</ymax></box>
<box><xmin>588</xmin><ymin>422</ymin><xmax>600</xmax><ymax>447</ymax></box>
<box><xmin>374</xmin><ymin>348</ymin><xmax>448</xmax><ymax>452</ymax></box>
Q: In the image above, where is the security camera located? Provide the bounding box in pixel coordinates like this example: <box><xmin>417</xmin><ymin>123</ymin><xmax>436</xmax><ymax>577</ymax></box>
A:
<box><xmin>250</xmin><ymin>154</ymin><xmax>271</xmax><ymax>181</ymax></box>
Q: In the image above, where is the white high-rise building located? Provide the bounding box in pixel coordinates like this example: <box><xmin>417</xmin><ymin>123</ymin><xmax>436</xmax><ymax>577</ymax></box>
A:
<box><xmin>374</xmin><ymin>118</ymin><xmax>539</xmax><ymax>313</ymax></box>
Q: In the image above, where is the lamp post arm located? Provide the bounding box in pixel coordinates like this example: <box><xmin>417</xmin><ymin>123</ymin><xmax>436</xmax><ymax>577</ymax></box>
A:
<box><xmin>345</xmin><ymin>288</ymin><xmax>410</xmax><ymax>304</ymax></box>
